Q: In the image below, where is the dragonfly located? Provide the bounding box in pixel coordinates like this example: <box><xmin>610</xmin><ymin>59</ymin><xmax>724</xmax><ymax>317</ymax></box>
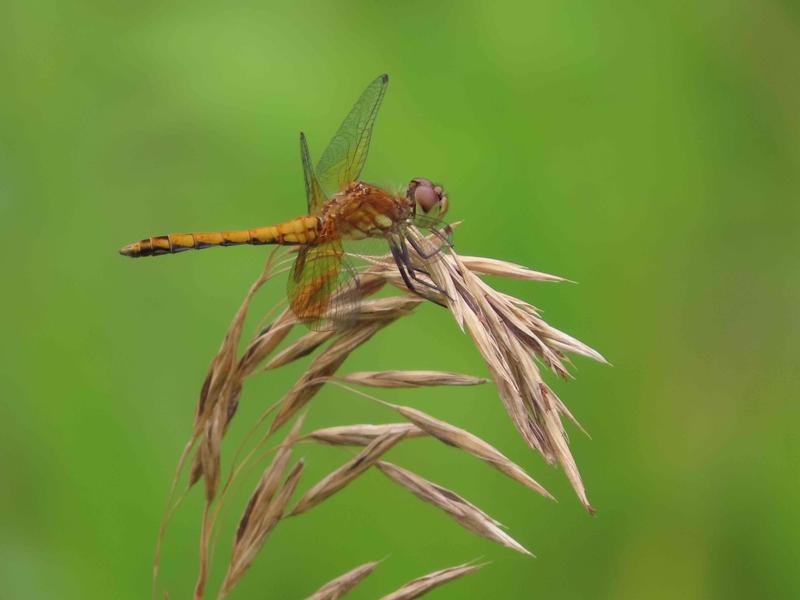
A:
<box><xmin>119</xmin><ymin>74</ymin><xmax>452</xmax><ymax>328</ymax></box>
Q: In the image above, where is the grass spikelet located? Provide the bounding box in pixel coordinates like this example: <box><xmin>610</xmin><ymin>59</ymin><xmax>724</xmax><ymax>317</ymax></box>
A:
<box><xmin>263</xmin><ymin>330</ymin><xmax>336</xmax><ymax>370</ymax></box>
<box><xmin>457</xmin><ymin>255</ymin><xmax>570</xmax><ymax>282</ymax></box>
<box><xmin>269</xmin><ymin>320</ymin><xmax>398</xmax><ymax>434</ymax></box>
<box><xmin>378</xmin><ymin>401</ymin><xmax>553</xmax><ymax>500</ymax></box>
<box><xmin>379</xmin><ymin>561</ymin><xmax>485</xmax><ymax>600</ymax></box>
<box><xmin>237</xmin><ymin>309</ymin><xmax>297</xmax><ymax>377</ymax></box>
<box><xmin>290</xmin><ymin>430</ymin><xmax>406</xmax><ymax>516</ymax></box>
<box><xmin>376</xmin><ymin>461</ymin><xmax>533</xmax><ymax>556</ymax></box>
<box><xmin>353</xmin><ymin>296</ymin><xmax>422</xmax><ymax>320</ymax></box>
<box><xmin>234</xmin><ymin>415</ymin><xmax>306</xmax><ymax>542</ymax></box>
<box><xmin>304</xmin><ymin>423</ymin><xmax>426</xmax><ymax>446</ymax></box>
<box><xmin>305</xmin><ymin>560</ymin><xmax>381</xmax><ymax>600</ymax></box>
<box><xmin>221</xmin><ymin>460</ymin><xmax>306</xmax><ymax>597</ymax></box>
<box><xmin>337</xmin><ymin>370</ymin><xmax>488</xmax><ymax>388</ymax></box>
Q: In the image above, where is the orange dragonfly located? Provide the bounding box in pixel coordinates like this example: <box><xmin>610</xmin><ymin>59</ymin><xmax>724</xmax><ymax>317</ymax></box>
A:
<box><xmin>120</xmin><ymin>74</ymin><xmax>452</xmax><ymax>328</ymax></box>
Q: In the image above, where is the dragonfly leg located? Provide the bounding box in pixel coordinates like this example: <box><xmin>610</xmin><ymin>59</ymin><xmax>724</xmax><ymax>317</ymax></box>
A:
<box><xmin>389</xmin><ymin>243</ymin><xmax>421</xmax><ymax>293</ymax></box>
<box><xmin>406</xmin><ymin>234</ymin><xmax>443</xmax><ymax>259</ymax></box>
<box><xmin>389</xmin><ymin>242</ymin><xmax>447</xmax><ymax>307</ymax></box>
<box><xmin>431</xmin><ymin>225</ymin><xmax>454</xmax><ymax>248</ymax></box>
<box><xmin>400</xmin><ymin>241</ymin><xmax>440</xmax><ymax>292</ymax></box>
<box><xmin>398</xmin><ymin>239</ymin><xmax>452</xmax><ymax>302</ymax></box>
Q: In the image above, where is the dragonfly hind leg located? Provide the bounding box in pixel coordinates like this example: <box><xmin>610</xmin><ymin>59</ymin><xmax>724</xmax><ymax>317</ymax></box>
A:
<box><xmin>400</xmin><ymin>238</ymin><xmax>452</xmax><ymax>299</ymax></box>
<box><xmin>389</xmin><ymin>240</ymin><xmax>450</xmax><ymax>307</ymax></box>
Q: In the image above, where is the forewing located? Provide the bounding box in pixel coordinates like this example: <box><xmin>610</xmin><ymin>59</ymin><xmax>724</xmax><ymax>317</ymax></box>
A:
<box><xmin>316</xmin><ymin>74</ymin><xmax>389</xmax><ymax>197</ymax></box>
<box><xmin>300</xmin><ymin>132</ymin><xmax>327</xmax><ymax>213</ymax></box>
<box><xmin>287</xmin><ymin>241</ymin><xmax>360</xmax><ymax>330</ymax></box>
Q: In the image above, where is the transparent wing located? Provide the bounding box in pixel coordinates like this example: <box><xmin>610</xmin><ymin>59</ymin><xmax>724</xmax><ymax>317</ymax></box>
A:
<box><xmin>287</xmin><ymin>240</ymin><xmax>360</xmax><ymax>330</ymax></box>
<box><xmin>410</xmin><ymin>213</ymin><xmax>454</xmax><ymax>249</ymax></box>
<box><xmin>316</xmin><ymin>74</ymin><xmax>389</xmax><ymax>197</ymax></box>
<box><xmin>300</xmin><ymin>132</ymin><xmax>327</xmax><ymax>213</ymax></box>
<box><xmin>342</xmin><ymin>236</ymin><xmax>393</xmax><ymax>259</ymax></box>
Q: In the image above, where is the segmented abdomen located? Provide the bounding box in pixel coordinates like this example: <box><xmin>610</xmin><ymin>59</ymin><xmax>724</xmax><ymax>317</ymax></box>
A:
<box><xmin>119</xmin><ymin>216</ymin><xmax>319</xmax><ymax>258</ymax></box>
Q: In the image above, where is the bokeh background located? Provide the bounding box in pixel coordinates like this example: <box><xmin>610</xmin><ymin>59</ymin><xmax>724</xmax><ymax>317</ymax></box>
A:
<box><xmin>2</xmin><ymin>1</ymin><xmax>798</xmax><ymax>598</ymax></box>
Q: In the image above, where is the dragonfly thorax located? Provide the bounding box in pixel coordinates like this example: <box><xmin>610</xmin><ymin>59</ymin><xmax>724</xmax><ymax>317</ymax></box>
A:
<box><xmin>319</xmin><ymin>181</ymin><xmax>412</xmax><ymax>242</ymax></box>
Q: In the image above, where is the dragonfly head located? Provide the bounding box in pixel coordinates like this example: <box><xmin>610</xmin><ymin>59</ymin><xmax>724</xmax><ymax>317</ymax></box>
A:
<box><xmin>407</xmin><ymin>177</ymin><xmax>448</xmax><ymax>218</ymax></box>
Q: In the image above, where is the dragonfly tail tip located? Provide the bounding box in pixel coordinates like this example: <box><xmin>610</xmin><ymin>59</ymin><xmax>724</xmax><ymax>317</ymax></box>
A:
<box><xmin>119</xmin><ymin>243</ymin><xmax>139</xmax><ymax>258</ymax></box>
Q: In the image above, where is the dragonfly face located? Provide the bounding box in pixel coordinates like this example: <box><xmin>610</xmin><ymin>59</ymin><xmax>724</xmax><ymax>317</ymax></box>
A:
<box><xmin>407</xmin><ymin>177</ymin><xmax>448</xmax><ymax>219</ymax></box>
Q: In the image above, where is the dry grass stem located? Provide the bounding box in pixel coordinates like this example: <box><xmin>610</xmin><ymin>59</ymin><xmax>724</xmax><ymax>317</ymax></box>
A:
<box><xmin>290</xmin><ymin>430</ymin><xmax>406</xmax><ymax>516</ymax></box>
<box><xmin>378</xmin><ymin>401</ymin><xmax>553</xmax><ymax>500</ymax></box>
<box><xmin>337</xmin><ymin>370</ymin><xmax>488</xmax><ymax>388</ymax></box>
<box><xmin>305</xmin><ymin>423</ymin><xmax>426</xmax><ymax>446</ymax></box>
<box><xmin>379</xmin><ymin>561</ymin><xmax>485</xmax><ymax>600</ymax></box>
<box><xmin>156</xmin><ymin>217</ymin><xmax>604</xmax><ymax>597</ymax></box>
<box><xmin>376</xmin><ymin>461</ymin><xmax>532</xmax><ymax>556</ymax></box>
<box><xmin>305</xmin><ymin>560</ymin><xmax>381</xmax><ymax>600</ymax></box>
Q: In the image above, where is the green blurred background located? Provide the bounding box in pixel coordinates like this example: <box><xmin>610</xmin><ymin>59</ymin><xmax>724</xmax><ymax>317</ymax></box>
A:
<box><xmin>2</xmin><ymin>1</ymin><xmax>798</xmax><ymax>598</ymax></box>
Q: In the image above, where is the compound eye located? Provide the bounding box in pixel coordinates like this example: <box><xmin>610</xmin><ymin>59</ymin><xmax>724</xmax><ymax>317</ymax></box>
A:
<box><xmin>414</xmin><ymin>184</ymin><xmax>439</xmax><ymax>213</ymax></box>
<box><xmin>412</xmin><ymin>177</ymin><xmax>433</xmax><ymax>188</ymax></box>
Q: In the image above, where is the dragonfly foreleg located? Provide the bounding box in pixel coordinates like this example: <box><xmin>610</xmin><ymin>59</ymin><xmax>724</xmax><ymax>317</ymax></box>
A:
<box><xmin>431</xmin><ymin>225</ymin><xmax>454</xmax><ymax>248</ymax></box>
<box><xmin>406</xmin><ymin>235</ymin><xmax>441</xmax><ymax>259</ymax></box>
<box><xmin>406</xmin><ymin>230</ymin><xmax>453</xmax><ymax>261</ymax></box>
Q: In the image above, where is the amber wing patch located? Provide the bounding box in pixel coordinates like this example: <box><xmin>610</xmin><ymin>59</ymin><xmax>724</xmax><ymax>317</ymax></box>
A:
<box><xmin>287</xmin><ymin>240</ymin><xmax>360</xmax><ymax>330</ymax></box>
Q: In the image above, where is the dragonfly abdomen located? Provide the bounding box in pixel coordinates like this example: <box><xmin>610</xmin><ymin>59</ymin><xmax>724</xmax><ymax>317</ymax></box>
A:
<box><xmin>119</xmin><ymin>216</ymin><xmax>319</xmax><ymax>257</ymax></box>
